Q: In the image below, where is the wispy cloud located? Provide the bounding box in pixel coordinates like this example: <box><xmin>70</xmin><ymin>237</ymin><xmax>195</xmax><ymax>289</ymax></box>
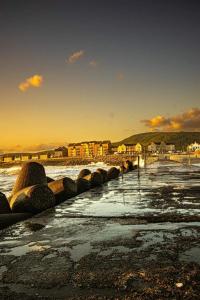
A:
<box><xmin>142</xmin><ymin>108</ymin><xmax>200</xmax><ymax>131</ymax></box>
<box><xmin>116</xmin><ymin>72</ymin><xmax>124</xmax><ymax>80</ymax></box>
<box><xmin>19</xmin><ymin>75</ymin><xmax>43</xmax><ymax>92</ymax></box>
<box><xmin>66</xmin><ymin>50</ymin><xmax>85</xmax><ymax>64</ymax></box>
<box><xmin>89</xmin><ymin>60</ymin><xmax>98</xmax><ymax>67</ymax></box>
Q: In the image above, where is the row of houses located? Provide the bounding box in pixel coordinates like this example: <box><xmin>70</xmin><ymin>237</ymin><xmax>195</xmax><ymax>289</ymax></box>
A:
<box><xmin>1</xmin><ymin>140</ymin><xmax>200</xmax><ymax>163</ymax></box>
<box><xmin>0</xmin><ymin>147</ymin><xmax>68</xmax><ymax>163</ymax></box>
<box><xmin>117</xmin><ymin>141</ymin><xmax>200</xmax><ymax>154</ymax></box>
<box><xmin>113</xmin><ymin>142</ymin><xmax>175</xmax><ymax>154</ymax></box>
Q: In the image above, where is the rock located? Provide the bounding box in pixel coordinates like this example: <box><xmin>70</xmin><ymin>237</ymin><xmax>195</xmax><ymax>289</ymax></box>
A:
<box><xmin>78</xmin><ymin>169</ymin><xmax>91</xmax><ymax>179</ymax></box>
<box><xmin>84</xmin><ymin>172</ymin><xmax>103</xmax><ymax>187</ymax></box>
<box><xmin>46</xmin><ymin>176</ymin><xmax>54</xmax><ymax>183</ymax></box>
<box><xmin>0</xmin><ymin>213</ymin><xmax>32</xmax><ymax>230</ymax></box>
<box><xmin>48</xmin><ymin>177</ymin><xmax>77</xmax><ymax>204</ymax></box>
<box><xmin>12</xmin><ymin>162</ymin><xmax>47</xmax><ymax>196</ymax></box>
<box><xmin>76</xmin><ymin>178</ymin><xmax>91</xmax><ymax>194</ymax></box>
<box><xmin>96</xmin><ymin>168</ymin><xmax>108</xmax><ymax>182</ymax></box>
<box><xmin>10</xmin><ymin>184</ymin><xmax>55</xmax><ymax>213</ymax></box>
<box><xmin>0</xmin><ymin>192</ymin><xmax>11</xmax><ymax>214</ymax></box>
<box><xmin>107</xmin><ymin>167</ymin><xmax>120</xmax><ymax>180</ymax></box>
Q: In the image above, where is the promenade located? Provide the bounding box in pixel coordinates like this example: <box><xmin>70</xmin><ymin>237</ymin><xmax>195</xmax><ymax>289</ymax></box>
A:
<box><xmin>0</xmin><ymin>161</ymin><xmax>200</xmax><ymax>299</ymax></box>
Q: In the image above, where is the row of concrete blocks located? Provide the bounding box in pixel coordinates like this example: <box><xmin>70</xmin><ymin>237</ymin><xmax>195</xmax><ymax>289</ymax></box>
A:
<box><xmin>0</xmin><ymin>160</ymin><xmax>137</xmax><ymax>229</ymax></box>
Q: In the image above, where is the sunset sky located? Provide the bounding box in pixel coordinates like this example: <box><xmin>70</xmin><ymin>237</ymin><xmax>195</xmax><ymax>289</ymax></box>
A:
<box><xmin>0</xmin><ymin>0</ymin><xmax>200</xmax><ymax>151</ymax></box>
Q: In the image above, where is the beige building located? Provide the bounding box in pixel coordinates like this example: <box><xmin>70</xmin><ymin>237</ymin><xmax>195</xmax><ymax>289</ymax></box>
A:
<box><xmin>31</xmin><ymin>154</ymin><xmax>39</xmax><ymax>160</ymax></box>
<box><xmin>117</xmin><ymin>143</ymin><xmax>142</xmax><ymax>154</ymax></box>
<box><xmin>39</xmin><ymin>154</ymin><xmax>49</xmax><ymax>160</ymax></box>
<box><xmin>21</xmin><ymin>155</ymin><xmax>31</xmax><ymax>161</ymax></box>
<box><xmin>3</xmin><ymin>156</ymin><xmax>14</xmax><ymax>162</ymax></box>
<box><xmin>148</xmin><ymin>142</ymin><xmax>175</xmax><ymax>153</ymax></box>
<box><xmin>187</xmin><ymin>142</ymin><xmax>200</xmax><ymax>152</ymax></box>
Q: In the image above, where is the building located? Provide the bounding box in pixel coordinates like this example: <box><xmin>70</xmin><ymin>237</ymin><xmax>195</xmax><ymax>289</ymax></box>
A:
<box><xmin>187</xmin><ymin>142</ymin><xmax>200</xmax><ymax>152</ymax></box>
<box><xmin>31</xmin><ymin>154</ymin><xmax>39</xmax><ymax>160</ymax></box>
<box><xmin>135</xmin><ymin>143</ymin><xmax>142</xmax><ymax>153</ymax></box>
<box><xmin>147</xmin><ymin>142</ymin><xmax>158</xmax><ymax>153</ymax></box>
<box><xmin>39</xmin><ymin>154</ymin><xmax>50</xmax><ymax>160</ymax></box>
<box><xmin>111</xmin><ymin>145</ymin><xmax>118</xmax><ymax>154</ymax></box>
<box><xmin>68</xmin><ymin>141</ymin><xmax>111</xmax><ymax>157</ymax></box>
<box><xmin>117</xmin><ymin>144</ymin><xmax>135</xmax><ymax>154</ymax></box>
<box><xmin>14</xmin><ymin>155</ymin><xmax>21</xmax><ymax>161</ymax></box>
<box><xmin>21</xmin><ymin>155</ymin><xmax>31</xmax><ymax>161</ymax></box>
<box><xmin>3</xmin><ymin>156</ymin><xmax>14</xmax><ymax>162</ymax></box>
<box><xmin>68</xmin><ymin>143</ymin><xmax>81</xmax><ymax>157</ymax></box>
<box><xmin>117</xmin><ymin>143</ymin><xmax>142</xmax><ymax>154</ymax></box>
<box><xmin>165</xmin><ymin>143</ymin><xmax>175</xmax><ymax>152</ymax></box>
<box><xmin>53</xmin><ymin>146</ymin><xmax>68</xmax><ymax>158</ymax></box>
<box><xmin>148</xmin><ymin>142</ymin><xmax>175</xmax><ymax>153</ymax></box>
<box><xmin>97</xmin><ymin>141</ymin><xmax>111</xmax><ymax>156</ymax></box>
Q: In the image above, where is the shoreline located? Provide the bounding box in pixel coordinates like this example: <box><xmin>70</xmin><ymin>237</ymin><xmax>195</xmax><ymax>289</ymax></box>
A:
<box><xmin>0</xmin><ymin>155</ymin><xmax>139</xmax><ymax>168</ymax></box>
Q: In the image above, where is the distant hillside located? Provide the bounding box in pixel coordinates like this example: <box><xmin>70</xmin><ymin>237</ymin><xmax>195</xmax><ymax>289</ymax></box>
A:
<box><xmin>116</xmin><ymin>132</ymin><xmax>200</xmax><ymax>150</ymax></box>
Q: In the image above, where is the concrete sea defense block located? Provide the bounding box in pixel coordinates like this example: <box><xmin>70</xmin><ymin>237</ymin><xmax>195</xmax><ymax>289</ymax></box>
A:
<box><xmin>78</xmin><ymin>169</ymin><xmax>91</xmax><ymax>179</ymax></box>
<box><xmin>46</xmin><ymin>176</ymin><xmax>55</xmax><ymax>183</ymax></box>
<box><xmin>10</xmin><ymin>184</ymin><xmax>55</xmax><ymax>213</ymax></box>
<box><xmin>83</xmin><ymin>172</ymin><xmax>103</xmax><ymax>187</ymax></box>
<box><xmin>48</xmin><ymin>177</ymin><xmax>77</xmax><ymax>204</ymax></box>
<box><xmin>107</xmin><ymin>167</ymin><xmax>120</xmax><ymax>180</ymax></box>
<box><xmin>12</xmin><ymin>162</ymin><xmax>47</xmax><ymax>195</ymax></box>
<box><xmin>76</xmin><ymin>177</ymin><xmax>91</xmax><ymax>194</ymax></box>
<box><xmin>0</xmin><ymin>192</ymin><xmax>11</xmax><ymax>214</ymax></box>
<box><xmin>96</xmin><ymin>168</ymin><xmax>108</xmax><ymax>182</ymax></box>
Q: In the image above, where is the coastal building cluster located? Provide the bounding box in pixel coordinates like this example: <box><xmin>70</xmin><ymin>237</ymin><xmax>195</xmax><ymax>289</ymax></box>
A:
<box><xmin>187</xmin><ymin>141</ymin><xmax>200</xmax><ymax>152</ymax></box>
<box><xmin>0</xmin><ymin>140</ymin><xmax>200</xmax><ymax>163</ymax></box>
<box><xmin>68</xmin><ymin>141</ymin><xmax>111</xmax><ymax>157</ymax></box>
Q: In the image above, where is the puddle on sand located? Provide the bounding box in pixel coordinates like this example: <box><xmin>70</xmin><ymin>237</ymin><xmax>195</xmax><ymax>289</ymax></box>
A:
<box><xmin>180</xmin><ymin>247</ymin><xmax>200</xmax><ymax>264</ymax></box>
<box><xmin>58</xmin><ymin>241</ymin><xmax>97</xmax><ymax>262</ymax></box>
<box><xmin>0</xmin><ymin>242</ymin><xmax>51</xmax><ymax>257</ymax></box>
<box><xmin>0</xmin><ymin>265</ymin><xmax>7</xmax><ymax>280</ymax></box>
<box><xmin>100</xmin><ymin>246</ymin><xmax>131</xmax><ymax>256</ymax></box>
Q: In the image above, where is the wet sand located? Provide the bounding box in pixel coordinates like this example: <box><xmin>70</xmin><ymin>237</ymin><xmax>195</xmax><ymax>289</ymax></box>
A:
<box><xmin>0</xmin><ymin>161</ymin><xmax>200</xmax><ymax>299</ymax></box>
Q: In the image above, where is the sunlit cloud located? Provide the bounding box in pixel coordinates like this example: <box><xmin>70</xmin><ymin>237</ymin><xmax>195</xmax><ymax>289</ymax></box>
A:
<box><xmin>66</xmin><ymin>50</ymin><xmax>85</xmax><ymax>64</ymax></box>
<box><xmin>89</xmin><ymin>60</ymin><xmax>98</xmax><ymax>67</ymax></box>
<box><xmin>116</xmin><ymin>72</ymin><xmax>124</xmax><ymax>80</ymax></box>
<box><xmin>142</xmin><ymin>108</ymin><xmax>200</xmax><ymax>131</ymax></box>
<box><xmin>19</xmin><ymin>75</ymin><xmax>43</xmax><ymax>92</ymax></box>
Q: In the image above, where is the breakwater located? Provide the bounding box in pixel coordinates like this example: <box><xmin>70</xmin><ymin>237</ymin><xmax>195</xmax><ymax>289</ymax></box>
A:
<box><xmin>0</xmin><ymin>159</ymin><xmax>137</xmax><ymax>229</ymax></box>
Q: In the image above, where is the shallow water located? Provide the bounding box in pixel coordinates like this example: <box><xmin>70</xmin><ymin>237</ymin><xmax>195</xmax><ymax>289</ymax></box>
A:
<box><xmin>54</xmin><ymin>161</ymin><xmax>200</xmax><ymax>218</ymax></box>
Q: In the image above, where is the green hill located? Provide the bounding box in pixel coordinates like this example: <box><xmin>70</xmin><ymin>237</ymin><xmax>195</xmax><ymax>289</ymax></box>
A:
<box><xmin>116</xmin><ymin>132</ymin><xmax>200</xmax><ymax>150</ymax></box>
